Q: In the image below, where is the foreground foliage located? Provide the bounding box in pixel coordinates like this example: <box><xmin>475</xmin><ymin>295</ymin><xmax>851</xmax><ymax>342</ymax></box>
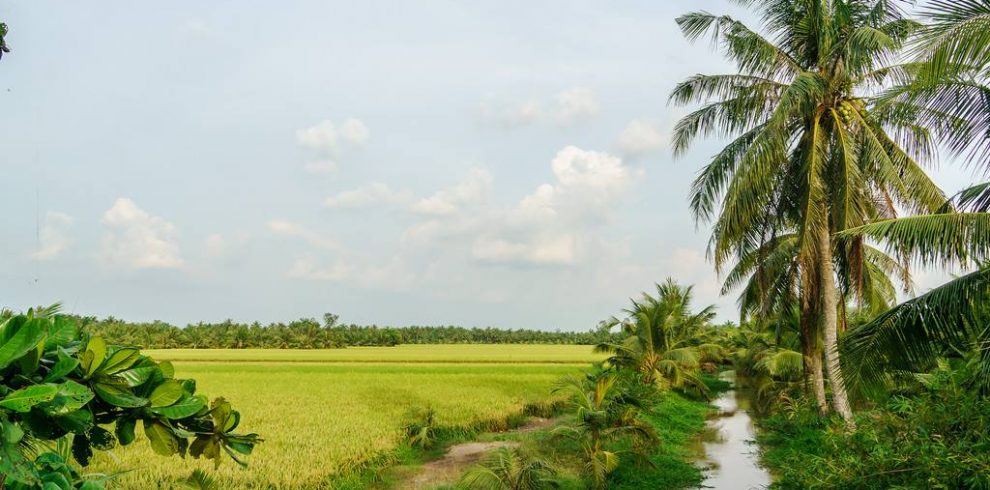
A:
<box><xmin>0</xmin><ymin>307</ymin><xmax>258</xmax><ymax>489</ymax></box>
<box><xmin>759</xmin><ymin>365</ymin><xmax>990</xmax><ymax>489</ymax></box>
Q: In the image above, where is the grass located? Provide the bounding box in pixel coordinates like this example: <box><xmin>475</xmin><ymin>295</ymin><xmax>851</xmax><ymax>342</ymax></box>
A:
<box><xmin>144</xmin><ymin>345</ymin><xmax>606</xmax><ymax>364</ymax></box>
<box><xmin>434</xmin><ymin>375</ymin><xmax>731</xmax><ymax>490</ymax></box>
<box><xmin>89</xmin><ymin>346</ymin><xmax>600</xmax><ymax>489</ymax></box>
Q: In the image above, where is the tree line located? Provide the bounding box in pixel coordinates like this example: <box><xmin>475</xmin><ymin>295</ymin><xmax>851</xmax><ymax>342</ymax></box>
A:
<box><xmin>67</xmin><ymin>313</ymin><xmax>620</xmax><ymax>349</ymax></box>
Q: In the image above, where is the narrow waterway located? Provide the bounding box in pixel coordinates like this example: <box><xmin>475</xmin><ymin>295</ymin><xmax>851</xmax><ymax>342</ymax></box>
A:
<box><xmin>697</xmin><ymin>377</ymin><xmax>772</xmax><ymax>489</ymax></box>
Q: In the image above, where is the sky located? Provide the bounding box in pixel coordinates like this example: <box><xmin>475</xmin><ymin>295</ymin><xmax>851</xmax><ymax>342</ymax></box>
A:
<box><xmin>0</xmin><ymin>1</ymin><xmax>978</xmax><ymax>330</ymax></box>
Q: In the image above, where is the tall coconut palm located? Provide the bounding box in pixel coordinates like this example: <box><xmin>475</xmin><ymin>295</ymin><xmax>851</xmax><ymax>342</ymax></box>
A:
<box><xmin>671</xmin><ymin>0</ymin><xmax>946</xmax><ymax>424</ymax></box>
<box><xmin>595</xmin><ymin>279</ymin><xmax>718</xmax><ymax>395</ymax></box>
<box><xmin>839</xmin><ymin>0</ymin><xmax>990</xmax><ymax>393</ymax></box>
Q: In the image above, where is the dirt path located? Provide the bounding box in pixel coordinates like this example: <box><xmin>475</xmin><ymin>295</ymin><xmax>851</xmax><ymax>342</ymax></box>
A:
<box><xmin>401</xmin><ymin>417</ymin><xmax>555</xmax><ymax>489</ymax></box>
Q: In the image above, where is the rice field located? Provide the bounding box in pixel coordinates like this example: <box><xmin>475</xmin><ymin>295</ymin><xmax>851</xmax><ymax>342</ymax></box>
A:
<box><xmin>90</xmin><ymin>345</ymin><xmax>602</xmax><ymax>489</ymax></box>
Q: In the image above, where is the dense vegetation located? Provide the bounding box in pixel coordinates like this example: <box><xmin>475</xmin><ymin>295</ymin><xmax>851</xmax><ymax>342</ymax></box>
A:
<box><xmin>667</xmin><ymin>0</ymin><xmax>990</xmax><ymax>488</ymax></box>
<box><xmin>71</xmin><ymin>313</ymin><xmax>618</xmax><ymax>349</ymax></box>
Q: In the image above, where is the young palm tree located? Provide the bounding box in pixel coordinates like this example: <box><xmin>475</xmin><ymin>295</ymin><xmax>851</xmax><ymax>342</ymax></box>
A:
<box><xmin>671</xmin><ymin>0</ymin><xmax>946</xmax><ymax>424</ymax></box>
<box><xmin>595</xmin><ymin>279</ymin><xmax>718</xmax><ymax>395</ymax></box>
<box><xmin>458</xmin><ymin>448</ymin><xmax>559</xmax><ymax>490</ymax></box>
<box><xmin>552</xmin><ymin>371</ymin><xmax>658</xmax><ymax>489</ymax></box>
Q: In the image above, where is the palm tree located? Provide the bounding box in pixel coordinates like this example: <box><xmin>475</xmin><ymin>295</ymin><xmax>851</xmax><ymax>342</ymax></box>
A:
<box><xmin>552</xmin><ymin>371</ymin><xmax>658</xmax><ymax>489</ymax></box>
<box><xmin>721</xmin><ymin>229</ymin><xmax>909</xmax><ymax>413</ymax></box>
<box><xmin>595</xmin><ymin>279</ymin><xmax>718</xmax><ymax>395</ymax></box>
<box><xmin>458</xmin><ymin>448</ymin><xmax>559</xmax><ymax>490</ymax></box>
<box><xmin>671</xmin><ymin>0</ymin><xmax>946</xmax><ymax>424</ymax></box>
<box><xmin>838</xmin><ymin>0</ymin><xmax>990</xmax><ymax>394</ymax></box>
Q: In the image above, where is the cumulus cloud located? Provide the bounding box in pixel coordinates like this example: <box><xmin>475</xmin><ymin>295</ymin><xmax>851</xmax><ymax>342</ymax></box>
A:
<box><xmin>478</xmin><ymin>88</ymin><xmax>599</xmax><ymax>128</ymax></box>
<box><xmin>101</xmin><ymin>198</ymin><xmax>182</xmax><ymax>269</ymax></box>
<box><xmin>478</xmin><ymin>97</ymin><xmax>543</xmax><ymax>128</ymax></box>
<box><xmin>30</xmin><ymin>211</ymin><xmax>73</xmax><ymax>260</ymax></box>
<box><xmin>339</xmin><ymin>119</ymin><xmax>370</xmax><ymax>145</ymax></box>
<box><xmin>412</xmin><ymin>169</ymin><xmax>492</xmax><ymax>216</ymax></box>
<box><xmin>295</xmin><ymin>119</ymin><xmax>369</xmax><ymax>172</ymax></box>
<box><xmin>472</xmin><ymin>234</ymin><xmax>576</xmax><ymax>266</ymax></box>
<box><xmin>323</xmin><ymin>183</ymin><xmax>413</xmax><ymax>209</ymax></box>
<box><xmin>615</xmin><ymin>118</ymin><xmax>667</xmax><ymax>156</ymax></box>
<box><xmin>267</xmin><ymin>220</ymin><xmax>339</xmax><ymax>250</ymax></box>
<box><xmin>404</xmin><ymin>146</ymin><xmax>633</xmax><ymax>267</ymax></box>
<box><xmin>554</xmin><ymin>88</ymin><xmax>599</xmax><ymax>125</ymax></box>
<box><xmin>287</xmin><ymin>255</ymin><xmax>414</xmax><ymax>290</ymax></box>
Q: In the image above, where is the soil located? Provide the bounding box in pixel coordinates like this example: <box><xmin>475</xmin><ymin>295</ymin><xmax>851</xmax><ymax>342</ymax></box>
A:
<box><xmin>400</xmin><ymin>417</ymin><xmax>556</xmax><ymax>489</ymax></box>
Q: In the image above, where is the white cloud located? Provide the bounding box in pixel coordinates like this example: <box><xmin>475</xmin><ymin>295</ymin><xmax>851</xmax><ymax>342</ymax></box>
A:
<box><xmin>412</xmin><ymin>169</ymin><xmax>492</xmax><ymax>216</ymax></box>
<box><xmin>101</xmin><ymin>198</ymin><xmax>182</xmax><ymax>269</ymax></box>
<box><xmin>554</xmin><ymin>88</ymin><xmax>599</xmax><ymax>125</ymax></box>
<box><xmin>295</xmin><ymin>119</ymin><xmax>369</xmax><ymax>168</ymax></box>
<box><xmin>287</xmin><ymin>255</ymin><xmax>414</xmax><ymax>290</ymax></box>
<box><xmin>616</xmin><ymin>118</ymin><xmax>667</xmax><ymax>156</ymax></box>
<box><xmin>478</xmin><ymin>88</ymin><xmax>600</xmax><ymax>128</ymax></box>
<box><xmin>339</xmin><ymin>119</ymin><xmax>370</xmax><ymax>145</ymax></box>
<box><xmin>296</xmin><ymin>120</ymin><xmax>338</xmax><ymax>153</ymax></box>
<box><xmin>30</xmin><ymin>211</ymin><xmax>73</xmax><ymax>260</ymax></box>
<box><xmin>479</xmin><ymin>97</ymin><xmax>543</xmax><ymax>128</ymax></box>
<box><xmin>323</xmin><ymin>183</ymin><xmax>413</xmax><ymax>209</ymax></box>
<box><xmin>472</xmin><ymin>234</ymin><xmax>576</xmax><ymax>266</ymax></box>
<box><xmin>403</xmin><ymin>146</ymin><xmax>633</xmax><ymax>267</ymax></box>
<box><xmin>267</xmin><ymin>220</ymin><xmax>339</xmax><ymax>250</ymax></box>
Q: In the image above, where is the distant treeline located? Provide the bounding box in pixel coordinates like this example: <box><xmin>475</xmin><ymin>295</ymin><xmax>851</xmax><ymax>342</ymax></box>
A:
<box><xmin>69</xmin><ymin>313</ymin><xmax>617</xmax><ymax>349</ymax></box>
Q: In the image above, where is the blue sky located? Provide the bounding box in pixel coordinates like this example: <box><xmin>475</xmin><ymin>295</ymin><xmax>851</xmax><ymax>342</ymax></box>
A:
<box><xmin>0</xmin><ymin>1</ymin><xmax>976</xmax><ymax>329</ymax></box>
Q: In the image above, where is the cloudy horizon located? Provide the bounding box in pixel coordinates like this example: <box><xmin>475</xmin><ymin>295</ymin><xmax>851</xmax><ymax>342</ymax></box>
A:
<box><xmin>0</xmin><ymin>0</ymin><xmax>977</xmax><ymax>329</ymax></box>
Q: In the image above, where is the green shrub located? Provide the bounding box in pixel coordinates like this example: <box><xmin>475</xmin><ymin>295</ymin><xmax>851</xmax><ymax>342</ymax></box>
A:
<box><xmin>0</xmin><ymin>307</ymin><xmax>260</xmax><ymax>489</ymax></box>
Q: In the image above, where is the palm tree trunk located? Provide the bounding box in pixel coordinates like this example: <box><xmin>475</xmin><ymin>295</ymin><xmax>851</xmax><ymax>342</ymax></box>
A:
<box><xmin>810</xmin><ymin>351</ymin><xmax>828</xmax><ymax>416</ymax></box>
<box><xmin>818</xmin><ymin>226</ymin><xmax>855</xmax><ymax>427</ymax></box>
<box><xmin>800</xmin><ymin>299</ymin><xmax>829</xmax><ymax>415</ymax></box>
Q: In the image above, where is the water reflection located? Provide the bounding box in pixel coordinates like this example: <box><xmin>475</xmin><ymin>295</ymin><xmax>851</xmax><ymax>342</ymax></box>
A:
<box><xmin>697</xmin><ymin>377</ymin><xmax>771</xmax><ymax>489</ymax></box>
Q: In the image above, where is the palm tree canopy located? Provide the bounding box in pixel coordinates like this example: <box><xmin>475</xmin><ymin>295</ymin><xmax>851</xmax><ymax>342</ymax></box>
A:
<box><xmin>672</xmin><ymin>0</ymin><xmax>945</xmax><ymax>276</ymax></box>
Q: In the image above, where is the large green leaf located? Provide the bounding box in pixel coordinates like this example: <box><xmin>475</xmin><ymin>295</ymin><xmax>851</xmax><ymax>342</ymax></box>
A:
<box><xmin>43</xmin><ymin>348</ymin><xmax>80</xmax><ymax>383</ymax></box>
<box><xmin>114</xmin><ymin>365</ymin><xmax>158</xmax><ymax>387</ymax></box>
<box><xmin>0</xmin><ymin>317</ymin><xmax>49</xmax><ymax>370</ymax></box>
<box><xmin>144</xmin><ymin>421</ymin><xmax>179</xmax><ymax>456</ymax></box>
<box><xmin>80</xmin><ymin>337</ymin><xmax>107</xmax><ymax>379</ymax></box>
<box><xmin>17</xmin><ymin>338</ymin><xmax>45</xmax><ymax>375</ymax></box>
<box><xmin>0</xmin><ymin>384</ymin><xmax>59</xmax><ymax>412</ymax></box>
<box><xmin>99</xmin><ymin>348</ymin><xmax>140</xmax><ymax>375</ymax></box>
<box><xmin>151</xmin><ymin>394</ymin><xmax>205</xmax><ymax>420</ymax></box>
<box><xmin>40</xmin><ymin>381</ymin><xmax>94</xmax><ymax>415</ymax></box>
<box><xmin>54</xmin><ymin>409</ymin><xmax>94</xmax><ymax>434</ymax></box>
<box><xmin>159</xmin><ymin>360</ymin><xmax>175</xmax><ymax>378</ymax></box>
<box><xmin>148</xmin><ymin>380</ymin><xmax>184</xmax><ymax>408</ymax></box>
<box><xmin>89</xmin><ymin>426</ymin><xmax>115</xmax><ymax>450</ymax></box>
<box><xmin>92</xmin><ymin>383</ymin><xmax>147</xmax><ymax>408</ymax></box>
<box><xmin>115</xmin><ymin>418</ymin><xmax>136</xmax><ymax>446</ymax></box>
<box><xmin>43</xmin><ymin>316</ymin><xmax>78</xmax><ymax>351</ymax></box>
<box><xmin>71</xmin><ymin>433</ymin><xmax>92</xmax><ymax>466</ymax></box>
